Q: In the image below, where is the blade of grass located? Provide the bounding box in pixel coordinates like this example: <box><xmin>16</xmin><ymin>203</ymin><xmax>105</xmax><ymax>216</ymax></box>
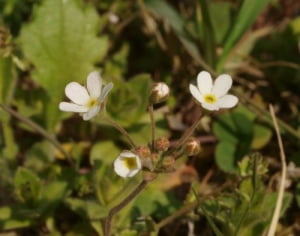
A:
<box><xmin>267</xmin><ymin>105</ymin><xmax>287</xmax><ymax>236</ymax></box>
<box><xmin>144</xmin><ymin>0</ymin><xmax>213</xmax><ymax>73</ymax></box>
<box><xmin>216</xmin><ymin>0</ymin><xmax>271</xmax><ymax>72</ymax></box>
<box><xmin>198</xmin><ymin>0</ymin><xmax>217</xmax><ymax>68</ymax></box>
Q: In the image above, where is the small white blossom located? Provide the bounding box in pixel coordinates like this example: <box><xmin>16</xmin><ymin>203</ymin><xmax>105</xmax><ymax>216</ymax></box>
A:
<box><xmin>59</xmin><ymin>71</ymin><xmax>113</xmax><ymax>120</ymax></box>
<box><xmin>150</xmin><ymin>82</ymin><xmax>170</xmax><ymax>104</ymax></box>
<box><xmin>114</xmin><ymin>151</ymin><xmax>142</xmax><ymax>178</ymax></box>
<box><xmin>189</xmin><ymin>71</ymin><xmax>238</xmax><ymax>111</ymax></box>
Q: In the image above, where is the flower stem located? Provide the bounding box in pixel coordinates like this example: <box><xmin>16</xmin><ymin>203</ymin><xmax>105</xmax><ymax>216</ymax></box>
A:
<box><xmin>104</xmin><ymin>180</ymin><xmax>148</xmax><ymax>236</ymax></box>
<box><xmin>148</xmin><ymin>105</ymin><xmax>155</xmax><ymax>151</ymax></box>
<box><xmin>104</xmin><ymin>117</ymin><xmax>137</xmax><ymax>149</ymax></box>
<box><xmin>0</xmin><ymin>103</ymin><xmax>73</xmax><ymax>164</ymax></box>
<box><xmin>173</xmin><ymin>118</ymin><xmax>202</xmax><ymax>151</ymax></box>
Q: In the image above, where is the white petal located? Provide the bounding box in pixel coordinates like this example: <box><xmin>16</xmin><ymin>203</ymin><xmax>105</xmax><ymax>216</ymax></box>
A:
<box><xmin>126</xmin><ymin>168</ymin><xmax>141</xmax><ymax>177</ymax></box>
<box><xmin>201</xmin><ymin>102</ymin><xmax>220</xmax><ymax>111</ymax></box>
<box><xmin>65</xmin><ymin>82</ymin><xmax>90</xmax><ymax>105</ymax></box>
<box><xmin>212</xmin><ymin>74</ymin><xmax>233</xmax><ymax>97</ymax></box>
<box><xmin>59</xmin><ymin>102</ymin><xmax>88</xmax><ymax>112</ymax></box>
<box><xmin>114</xmin><ymin>157</ymin><xmax>129</xmax><ymax>178</ymax></box>
<box><xmin>189</xmin><ymin>84</ymin><xmax>204</xmax><ymax>103</ymax></box>
<box><xmin>99</xmin><ymin>82</ymin><xmax>113</xmax><ymax>102</ymax></box>
<box><xmin>87</xmin><ymin>71</ymin><xmax>102</xmax><ymax>98</ymax></box>
<box><xmin>217</xmin><ymin>94</ymin><xmax>239</xmax><ymax>108</ymax></box>
<box><xmin>113</xmin><ymin>152</ymin><xmax>141</xmax><ymax>178</ymax></box>
<box><xmin>82</xmin><ymin>105</ymin><xmax>100</xmax><ymax>120</ymax></box>
<box><xmin>197</xmin><ymin>71</ymin><xmax>213</xmax><ymax>94</ymax></box>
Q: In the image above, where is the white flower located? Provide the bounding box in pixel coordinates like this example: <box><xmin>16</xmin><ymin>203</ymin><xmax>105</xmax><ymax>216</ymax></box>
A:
<box><xmin>59</xmin><ymin>71</ymin><xmax>113</xmax><ymax>120</ymax></box>
<box><xmin>189</xmin><ymin>71</ymin><xmax>238</xmax><ymax>111</ymax></box>
<box><xmin>114</xmin><ymin>151</ymin><xmax>142</xmax><ymax>178</ymax></box>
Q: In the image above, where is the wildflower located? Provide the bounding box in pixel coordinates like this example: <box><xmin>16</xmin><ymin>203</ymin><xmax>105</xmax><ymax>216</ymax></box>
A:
<box><xmin>59</xmin><ymin>71</ymin><xmax>113</xmax><ymax>120</ymax></box>
<box><xmin>149</xmin><ymin>82</ymin><xmax>170</xmax><ymax>104</ymax></box>
<box><xmin>189</xmin><ymin>71</ymin><xmax>238</xmax><ymax>111</ymax></box>
<box><xmin>114</xmin><ymin>151</ymin><xmax>142</xmax><ymax>178</ymax></box>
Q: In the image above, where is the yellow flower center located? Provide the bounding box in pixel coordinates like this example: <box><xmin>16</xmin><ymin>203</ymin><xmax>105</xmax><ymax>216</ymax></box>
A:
<box><xmin>204</xmin><ymin>94</ymin><xmax>217</xmax><ymax>104</ymax></box>
<box><xmin>86</xmin><ymin>98</ymin><xmax>98</xmax><ymax>108</ymax></box>
<box><xmin>122</xmin><ymin>157</ymin><xmax>138</xmax><ymax>169</ymax></box>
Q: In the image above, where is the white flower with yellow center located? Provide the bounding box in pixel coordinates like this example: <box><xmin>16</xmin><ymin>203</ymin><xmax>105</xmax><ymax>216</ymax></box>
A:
<box><xmin>114</xmin><ymin>151</ymin><xmax>142</xmax><ymax>178</ymax></box>
<box><xmin>189</xmin><ymin>71</ymin><xmax>238</xmax><ymax>111</ymax></box>
<box><xmin>59</xmin><ymin>71</ymin><xmax>113</xmax><ymax>120</ymax></box>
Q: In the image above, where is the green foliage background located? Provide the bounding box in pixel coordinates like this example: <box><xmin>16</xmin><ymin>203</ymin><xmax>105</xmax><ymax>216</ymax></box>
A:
<box><xmin>0</xmin><ymin>0</ymin><xmax>299</xmax><ymax>235</ymax></box>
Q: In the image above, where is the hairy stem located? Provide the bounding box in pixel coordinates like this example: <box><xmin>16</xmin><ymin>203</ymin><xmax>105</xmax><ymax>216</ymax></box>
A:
<box><xmin>104</xmin><ymin>117</ymin><xmax>137</xmax><ymax>149</ymax></box>
<box><xmin>104</xmin><ymin>180</ymin><xmax>148</xmax><ymax>236</ymax></box>
<box><xmin>0</xmin><ymin>103</ymin><xmax>72</xmax><ymax>164</ymax></box>
<box><xmin>173</xmin><ymin>118</ymin><xmax>202</xmax><ymax>150</ymax></box>
<box><xmin>148</xmin><ymin>105</ymin><xmax>155</xmax><ymax>151</ymax></box>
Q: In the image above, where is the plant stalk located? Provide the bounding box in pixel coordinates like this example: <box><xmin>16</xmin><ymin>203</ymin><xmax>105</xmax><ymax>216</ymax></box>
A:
<box><xmin>104</xmin><ymin>180</ymin><xmax>148</xmax><ymax>236</ymax></box>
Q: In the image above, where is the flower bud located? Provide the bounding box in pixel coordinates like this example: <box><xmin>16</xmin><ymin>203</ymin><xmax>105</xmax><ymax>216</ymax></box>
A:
<box><xmin>135</xmin><ymin>146</ymin><xmax>151</xmax><ymax>159</ymax></box>
<box><xmin>162</xmin><ymin>156</ymin><xmax>175</xmax><ymax>169</ymax></box>
<box><xmin>149</xmin><ymin>82</ymin><xmax>170</xmax><ymax>104</ymax></box>
<box><xmin>155</xmin><ymin>137</ymin><xmax>170</xmax><ymax>152</ymax></box>
<box><xmin>184</xmin><ymin>138</ymin><xmax>201</xmax><ymax>156</ymax></box>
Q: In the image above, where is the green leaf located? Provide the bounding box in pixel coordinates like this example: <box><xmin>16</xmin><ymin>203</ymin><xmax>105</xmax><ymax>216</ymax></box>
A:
<box><xmin>107</xmin><ymin>74</ymin><xmax>151</xmax><ymax>126</ymax></box>
<box><xmin>209</xmin><ymin>2</ymin><xmax>232</xmax><ymax>44</ymax></box>
<box><xmin>119</xmin><ymin>230</ymin><xmax>138</xmax><ymax>236</ymax></box>
<box><xmin>20</xmin><ymin>0</ymin><xmax>108</xmax><ymax>130</ymax></box>
<box><xmin>14</xmin><ymin>167</ymin><xmax>41</xmax><ymax>203</ymax></box>
<box><xmin>0</xmin><ymin>57</ymin><xmax>16</xmax><ymax>103</ymax></box>
<box><xmin>0</xmin><ymin>205</ymin><xmax>36</xmax><ymax>230</ymax></box>
<box><xmin>0</xmin><ymin>57</ymin><xmax>18</xmax><ymax>160</ymax></box>
<box><xmin>198</xmin><ymin>0</ymin><xmax>217</xmax><ymax>67</ymax></box>
<box><xmin>37</xmin><ymin>181</ymin><xmax>68</xmax><ymax>215</ymax></box>
<box><xmin>215</xmin><ymin>142</ymin><xmax>237</xmax><ymax>173</ymax></box>
<box><xmin>217</xmin><ymin>0</ymin><xmax>271</xmax><ymax>72</ymax></box>
<box><xmin>65</xmin><ymin>198</ymin><xmax>108</xmax><ymax>219</ymax></box>
<box><xmin>251</xmin><ymin>124</ymin><xmax>272</xmax><ymax>149</ymax></box>
<box><xmin>104</xmin><ymin>43</ymin><xmax>130</xmax><ymax>78</ymax></box>
<box><xmin>213</xmin><ymin>107</ymin><xmax>254</xmax><ymax>172</ymax></box>
<box><xmin>90</xmin><ymin>141</ymin><xmax>120</xmax><ymax>165</ymax></box>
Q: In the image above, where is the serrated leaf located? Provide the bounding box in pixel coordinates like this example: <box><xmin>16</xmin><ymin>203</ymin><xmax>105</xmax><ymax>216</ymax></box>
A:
<box><xmin>20</xmin><ymin>0</ymin><xmax>108</xmax><ymax>129</ymax></box>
